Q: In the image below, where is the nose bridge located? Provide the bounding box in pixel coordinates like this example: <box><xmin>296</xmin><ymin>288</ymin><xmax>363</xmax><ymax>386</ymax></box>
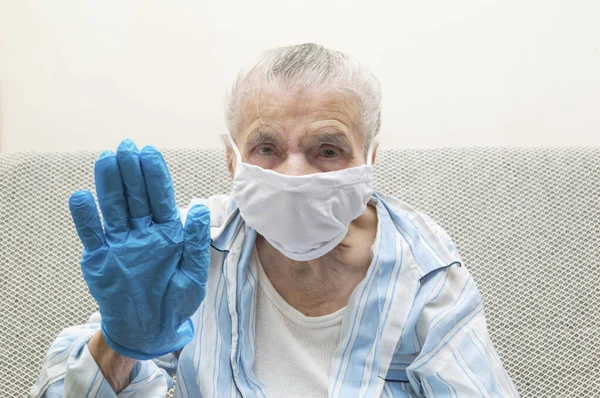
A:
<box><xmin>278</xmin><ymin>152</ymin><xmax>315</xmax><ymax>176</ymax></box>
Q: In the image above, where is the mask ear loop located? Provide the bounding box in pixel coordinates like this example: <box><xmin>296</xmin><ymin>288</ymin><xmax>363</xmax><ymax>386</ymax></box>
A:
<box><xmin>366</xmin><ymin>139</ymin><xmax>377</xmax><ymax>166</ymax></box>
<box><xmin>220</xmin><ymin>133</ymin><xmax>243</xmax><ymax>163</ymax></box>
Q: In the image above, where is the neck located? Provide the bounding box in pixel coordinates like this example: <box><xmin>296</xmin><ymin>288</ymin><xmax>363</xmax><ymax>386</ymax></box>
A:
<box><xmin>256</xmin><ymin>204</ymin><xmax>378</xmax><ymax>317</ymax></box>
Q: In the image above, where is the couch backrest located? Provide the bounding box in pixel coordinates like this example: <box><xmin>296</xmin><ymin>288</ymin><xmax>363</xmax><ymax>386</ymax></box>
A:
<box><xmin>1</xmin><ymin>148</ymin><xmax>599</xmax><ymax>397</ymax></box>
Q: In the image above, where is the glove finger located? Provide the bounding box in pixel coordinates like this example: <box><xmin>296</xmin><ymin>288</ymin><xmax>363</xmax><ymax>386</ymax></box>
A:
<box><xmin>116</xmin><ymin>139</ymin><xmax>151</xmax><ymax>219</ymax></box>
<box><xmin>181</xmin><ymin>204</ymin><xmax>211</xmax><ymax>284</ymax></box>
<box><xmin>139</xmin><ymin>146</ymin><xmax>178</xmax><ymax>224</ymax></box>
<box><xmin>69</xmin><ymin>190</ymin><xmax>106</xmax><ymax>251</ymax></box>
<box><xmin>95</xmin><ymin>150</ymin><xmax>130</xmax><ymax>234</ymax></box>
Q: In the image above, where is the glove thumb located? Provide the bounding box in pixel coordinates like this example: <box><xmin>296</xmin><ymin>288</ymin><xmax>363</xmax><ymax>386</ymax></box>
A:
<box><xmin>181</xmin><ymin>204</ymin><xmax>211</xmax><ymax>284</ymax></box>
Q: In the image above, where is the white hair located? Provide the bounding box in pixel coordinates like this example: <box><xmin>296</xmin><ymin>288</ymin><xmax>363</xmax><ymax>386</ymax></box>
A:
<box><xmin>224</xmin><ymin>43</ymin><xmax>382</xmax><ymax>154</ymax></box>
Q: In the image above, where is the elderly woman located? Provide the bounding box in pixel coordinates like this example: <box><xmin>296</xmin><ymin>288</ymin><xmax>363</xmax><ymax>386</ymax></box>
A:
<box><xmin>31</xmin><ymin>44</ymin><xmax>518</xmax><ymax>397</ymax></box>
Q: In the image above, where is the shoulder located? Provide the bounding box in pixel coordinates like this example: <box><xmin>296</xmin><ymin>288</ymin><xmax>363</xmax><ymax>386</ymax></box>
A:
<box><xmin>375</xmin><ymin>192</ymin><xmax>462</xmax><ymax>278</ymax></box>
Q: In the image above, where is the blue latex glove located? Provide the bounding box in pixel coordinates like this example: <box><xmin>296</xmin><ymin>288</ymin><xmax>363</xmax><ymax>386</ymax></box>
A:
<box><xmin>69</xmin><ymin>139</ymin><xmax>210</xmax><ymax>360</ymax></box>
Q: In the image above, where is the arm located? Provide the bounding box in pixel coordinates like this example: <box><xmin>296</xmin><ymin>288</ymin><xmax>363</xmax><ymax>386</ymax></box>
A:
<box><xmin>417</xmin><ymin>310</ymin><xmax>518</xmax><ymax>397</ymax></box>
<box><xmin>87</xmin><ymin>331</ymin><xmax>136</xmax><ymax>393</ymax></box>
<box><xmin>32</xmin><ymin>140</ymin><xmax>210</xmax><ymax>397</ymax></box>
<box><xmin>407</xmin><ymin>265</ymin><xmax>519</xmax><ymax>397</ymax></box>
<box><xmin>30</xmin><ymin>315</ymin><xmax>175</xmax><ymax>398</ymax></box>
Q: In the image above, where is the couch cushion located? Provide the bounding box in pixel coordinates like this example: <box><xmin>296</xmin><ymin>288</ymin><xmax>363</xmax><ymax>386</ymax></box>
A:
<box><xmin>1</xmin><ymin>147</ymin><xmax>598</xmax><ymax>397</ymax></box>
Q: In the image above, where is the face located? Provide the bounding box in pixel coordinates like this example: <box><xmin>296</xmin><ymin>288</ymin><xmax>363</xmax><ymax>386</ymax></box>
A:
<box><xmin>227</xmin><ymin>88</ymin><xmax>375</xmax><ymax>176</ymax></box>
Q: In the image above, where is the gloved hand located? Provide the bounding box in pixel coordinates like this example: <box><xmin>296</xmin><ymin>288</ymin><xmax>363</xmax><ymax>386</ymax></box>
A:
<box><xmin>69</xmin><ymin>138</ymin><xmax>210</xmax><ymax>360</ymax></box>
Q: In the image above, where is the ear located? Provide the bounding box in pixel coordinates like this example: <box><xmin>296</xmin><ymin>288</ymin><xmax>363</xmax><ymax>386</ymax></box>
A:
<box><xmin>370</xmin><ymin>142</ymin><xmax>379</xmax><ymax>165</ymax></box>
<box><xmin>225</xmin><ymin>147</ymin><xmax>236</xmax><ymax>179</ymax></box>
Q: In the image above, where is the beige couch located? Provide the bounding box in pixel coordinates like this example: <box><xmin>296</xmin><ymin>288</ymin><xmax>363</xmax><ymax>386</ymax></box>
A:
<box><xmin>1</xmin><ymin>147</ymin><xmax>599</xmax><ymax>397</ymax></box>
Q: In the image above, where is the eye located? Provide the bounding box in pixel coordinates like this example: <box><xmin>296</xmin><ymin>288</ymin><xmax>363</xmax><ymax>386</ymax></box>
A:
<box><xmin>319</xmin><ymin>147</ymin><xmax>339</xmax><ymax>158</ymax></box>
<box><xmin>256</xmin><ymin>144</ymin><xmax>277</xmax><ymax>156</ymax></box>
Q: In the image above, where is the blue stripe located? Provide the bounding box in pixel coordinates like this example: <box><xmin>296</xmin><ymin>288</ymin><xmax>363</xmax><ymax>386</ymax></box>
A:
<box><xmin>331</xmin><ymin>248</ymin><xmax>380</xmax><ymax>393</ymax></box>
<box><xmin>85</xmin><ymin>368</ymin><xmax>100</xmax><ymax>398</ymax></box>
<box><xmin>435</xmin><ymin>371</ymin><xmax>458</xmax><ymax>397</ymax></box>
<box><xmin>377</xmin><ymin>233</ymin><xmax>403</xmax><ymax>343</ymax></box>
<box><xmin>412</xmin><ymin>305</ymin><xmax>483</xmax><ymax>371</ymax></box>
<box><xmin>365</xmin><ymin>224</ymin><xmax>404</xmax><ymax>393</ymax></box>
<box><xmin>427</xmin><ymin>277</ymin><xmax>472</xmax><ymax>330</ymax></box>
<box><xmin>429</xmin><ymin>269</ymin><xmax>449</xmax><ymax>303</ymax></box>
<box><xmin>235</xmin><ymin>227</ymin><xmax>267</xmax><ymax>397</ymax></box>
<box><xmin>404</xmin><ymin>215</ymin><xmax>449</xmax><ymax>267</ymax></box>
<box><xmin>358</xmin><ymin>231</ymin><xmax>402</xmax><ymax>396</ymax></box>
<box><xmin>211</xmin><ymin>212</ymin><xmax>242</xmax><ymax>251</ymax></box>
<box><xmin>459</xmin><ymin>331</ymin><xmax>499</xmax><ymax>396</ymax></box>
<box><xmin>177</xmin><ymin>303</ymin><xmax>205</xmax><ymax>397</ymax></box>
<box><xmin>395</xmin><ymin>267</ymin><xmax>451</xmax><ymax>356</ymax></box>
<box><xmin>425</xmin><ymin>373</ymin><xmax>453</xmax><ymax>397</ymax></box>
<box><xmin>211</xmin><ymin>270</ymin><xmax>225</xmax><ymax>398</ymax></box>
<box><xmin>472</xmin><ymin>330</ymin><xmax>515</xmax><ymax>393</ymax></box>
<box><xmin>452</xmin><ymin>350</ymin><xmax>486</xmax><ymax>396</ymax></box>
<box><xmin>333</xmin><ymin>202</ymin><xmax>395</xmax><ymax>395</ymax></box>
<box><xmin>417</xmin><ymin>283</ymin><xmax>482</xmax><ymax>361</ymax></box>
<box><xmin>48</xmin><ymin>344</ymin><xmax>71</xmax><ymax>359</ymax></box>
<box><xmin>385</xmin><ymin>381</ymin><xmax>411</xmax><ymax>397</ymax></box>
<box><xmin>400</xmin><ymin>381</ymin><xmax>416</xmax><ymax>397</ymax></box>
<box><xmin>422</xmin><ymin>377</ymin><xmax>435</xmax><ymax>397</ymax></box>
<box><xmin>217</xmin><ymin>289</ymin><xmax>234</xmax><ymax>396</ymax></box>
<box><xmin>378</xmin><ymin>196</ymin><xmax>452</xmax><ymax>276</ymax></box>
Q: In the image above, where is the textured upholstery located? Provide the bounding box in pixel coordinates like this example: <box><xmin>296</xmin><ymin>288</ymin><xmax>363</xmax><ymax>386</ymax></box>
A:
<box><xmin>1</xmin><ymin>147</ymin><xmax>598</xmax><ymax>397</ymax></box>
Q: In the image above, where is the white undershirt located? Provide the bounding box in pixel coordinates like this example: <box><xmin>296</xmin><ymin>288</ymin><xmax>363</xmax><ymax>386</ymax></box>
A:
<box><xmin>252</xmin><ymin>248</ymin><xmax>345</xmax><ymax>398</ymax></box>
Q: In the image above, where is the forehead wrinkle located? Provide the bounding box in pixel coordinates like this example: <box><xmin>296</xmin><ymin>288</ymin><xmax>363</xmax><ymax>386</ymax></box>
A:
<box><xmin>248</xmin><ymin>86</ymin><xmax>357</xmax><ymax>118</ymax></box>
<box><xmin>239</xmin><ymin>87</ymin><xmax>364</xmax><ymax>146</ymax></box>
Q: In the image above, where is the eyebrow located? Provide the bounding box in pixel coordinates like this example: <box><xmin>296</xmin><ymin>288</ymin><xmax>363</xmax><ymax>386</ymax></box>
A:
<box><xmin>244</xmin><ymin>131</ymin><xmax>281</xmax><ymax>148</ymax></box>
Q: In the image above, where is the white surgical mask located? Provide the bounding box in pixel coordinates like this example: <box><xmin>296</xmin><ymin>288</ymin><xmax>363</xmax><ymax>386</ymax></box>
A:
<box><xmin>223</xmin><ymin>134</ymin><xmax>374</xmax><ymax>261</ymax></box>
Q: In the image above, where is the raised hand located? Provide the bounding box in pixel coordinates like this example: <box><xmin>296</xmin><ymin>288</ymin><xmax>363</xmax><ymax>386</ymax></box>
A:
<box><xmin>69</xmin><ymin>138</ymin><xmax>210</xmax><ymax>360</ymax></box>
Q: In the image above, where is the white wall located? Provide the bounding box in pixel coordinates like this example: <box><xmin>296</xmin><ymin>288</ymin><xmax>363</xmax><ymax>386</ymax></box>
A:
<box><xmin>1</xmin><ymin>0</ymin><xmax>599</xmax><ymax>153</ymax></box>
